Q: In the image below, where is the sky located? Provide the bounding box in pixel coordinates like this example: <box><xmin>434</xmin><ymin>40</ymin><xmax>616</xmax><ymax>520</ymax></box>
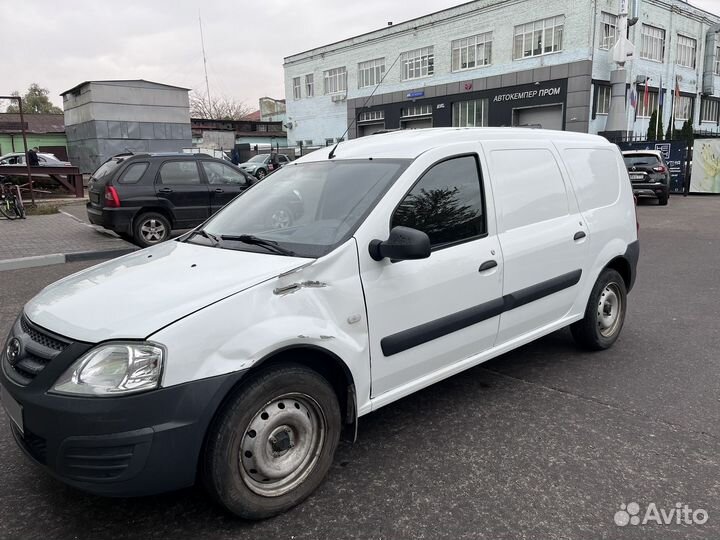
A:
<box><xmin>1</xmin><ymin>0</ymin><xmax>718</xmax><ymax>112</ymax></box>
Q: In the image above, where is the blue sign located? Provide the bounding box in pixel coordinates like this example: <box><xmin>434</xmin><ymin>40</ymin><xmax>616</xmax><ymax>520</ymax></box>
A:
<box><xmin>407</xmin><ymin>91</ymin><xmax>424</xmax><ymax>99</ymax></box>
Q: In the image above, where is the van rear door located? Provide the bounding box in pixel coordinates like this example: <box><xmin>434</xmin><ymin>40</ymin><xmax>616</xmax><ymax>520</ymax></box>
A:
<box><xmin>482</xmin><ymin>140</ymin><xmax>589</xmax><ymax>344</ymax></box>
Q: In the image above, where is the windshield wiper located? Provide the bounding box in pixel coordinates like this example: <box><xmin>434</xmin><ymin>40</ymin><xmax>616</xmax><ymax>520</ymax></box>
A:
<box><xmin>221</xmin><ymin>234</ymin><xmax>295</xmax><ymax>256</ymax></box>
<box><xmin>187</xmin><ymin>229</ymin><xmax>220</xmax><ymax>246</ymax></box>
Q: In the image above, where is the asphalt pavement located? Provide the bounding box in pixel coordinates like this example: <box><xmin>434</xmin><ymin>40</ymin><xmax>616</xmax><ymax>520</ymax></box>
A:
<box><xmin>0</xmin><ymin>196</ymin><xmax>718</xmax><ymax>540</ymax></box>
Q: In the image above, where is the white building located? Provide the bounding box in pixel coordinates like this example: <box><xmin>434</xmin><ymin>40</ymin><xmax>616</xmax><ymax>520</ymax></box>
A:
<box><xmin>283</xmin><ymin>0</ymin><xmax>720</xmax><ymax>147</ymax></box>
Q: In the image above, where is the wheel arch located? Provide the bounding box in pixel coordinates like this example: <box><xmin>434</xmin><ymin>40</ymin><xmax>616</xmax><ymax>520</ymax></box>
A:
<box><xmin>131</xmin><ymin>206</ymin><xmax>175</xmax><ymax>230</ymax></box>
<box><xmin>605</xmin><ymin>256</ymin><xmax>631</xmax><ymax>290</ymax></box>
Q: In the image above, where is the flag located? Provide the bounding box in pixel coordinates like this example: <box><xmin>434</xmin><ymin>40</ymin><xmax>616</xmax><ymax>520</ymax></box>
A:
<box><xmin>675</xmin><ymin>76</ymin><xmax>680</xmax><ymax>98</ymax></box>
<box><xmin>630</xmin><ymin>88</ymin><xmax>637</xmax><ymax>109</ymax></box>
<box><xmin>643</xmin><ymin>80</ymin><xmax>649</xmax><ymax>112</ymax></box>
<box><xmin>658</xmin><ymin>76</ymin><xmax>664</xmax><ymax>109</ymax></box>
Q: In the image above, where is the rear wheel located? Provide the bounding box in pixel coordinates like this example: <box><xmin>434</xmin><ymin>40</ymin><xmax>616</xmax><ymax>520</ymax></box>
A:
<box><xmin>202</xmin><ymin>364</ymin><xmax>341</xmax><ymax>519</ymax></box>
<box><xmin>133</xmin><ymin>212</ymin><xmax>171</xmax><ymax>248</ymax></box>
<box><xmin>571</xmin><ymin>268</ymin><xmax>627</xmax><ymax>350</ymax></box>
<box><xmin>658</xmin><ymin>193</ymin><xmax>669</xmax><ymax>206</ymax></box>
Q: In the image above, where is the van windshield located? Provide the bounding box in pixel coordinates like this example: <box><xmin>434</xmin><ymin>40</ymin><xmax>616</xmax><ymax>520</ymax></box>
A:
<box><xmin>200</xmin><ymin>159</ymin><xmax>410</xmax><ymax>258</ymax></box>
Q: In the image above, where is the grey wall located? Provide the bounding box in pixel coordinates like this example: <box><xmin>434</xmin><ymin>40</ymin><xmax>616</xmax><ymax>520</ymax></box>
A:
<box><xmin>66</xmin><ymin>119</ymin><xmax>192</xmax><ymax>173</ymax></box>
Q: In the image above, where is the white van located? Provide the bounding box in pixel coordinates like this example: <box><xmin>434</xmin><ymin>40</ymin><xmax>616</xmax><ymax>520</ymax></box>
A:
<box><xmin>1</xmin><ymin>128</ymin><xmax>638</xmax><ymax>519</ymax></box>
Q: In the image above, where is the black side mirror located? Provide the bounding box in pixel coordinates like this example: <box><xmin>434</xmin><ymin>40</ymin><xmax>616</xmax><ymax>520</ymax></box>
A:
<box><xmin>368</xmin><ymin>226</ymin><xmax>431</xmax><ymax>262</ymax></box>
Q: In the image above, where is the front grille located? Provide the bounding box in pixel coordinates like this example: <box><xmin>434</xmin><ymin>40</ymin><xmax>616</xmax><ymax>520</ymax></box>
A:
<box><xmin>61</xmin><ymin>444</ymin><xmax>136</xmax><ymax>481</ymax></box>
<box><xmin>20</xmin><ymin>316</ymin><xmax>68</xmax><ymax>352</ymax></box>
<box><xmin>3</xmin><ymin>315</ymin><xmax>72</xmax><ymax>386</ymax></box>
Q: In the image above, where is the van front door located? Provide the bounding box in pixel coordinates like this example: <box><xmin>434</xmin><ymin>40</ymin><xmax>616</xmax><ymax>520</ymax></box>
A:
<box><xmin>483</xmin><ymin>141</ymin><xmax>589</xmax><ymax>344</ymax></box>
<box><xmin>357</xmin><ymin>150</ymin><xmax>503</xmax><ymax>402</ymax></box>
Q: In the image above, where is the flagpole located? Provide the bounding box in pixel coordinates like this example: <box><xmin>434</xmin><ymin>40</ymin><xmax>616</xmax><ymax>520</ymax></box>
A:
<box><xmin>655</xmin><ymin>77</ymin><xmax>662</xmax><ymax>141</ymax></box>
<box><xmin>670</xmin><ymin>89</ymin><xmax>675</xmax><ymax>140</ymax></box>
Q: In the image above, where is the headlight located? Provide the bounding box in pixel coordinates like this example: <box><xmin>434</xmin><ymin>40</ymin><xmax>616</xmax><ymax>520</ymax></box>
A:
<box><xmin>52</xmin><ymin>342</ymin><xmax>164</xmax><ymax>396</ymax></box>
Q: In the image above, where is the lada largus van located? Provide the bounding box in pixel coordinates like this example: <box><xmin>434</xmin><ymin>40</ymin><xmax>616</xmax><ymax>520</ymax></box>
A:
<box><xmin>1</xmin><ymin>128</ymin><xmax>639</xmax><ymax>519</ymax></box>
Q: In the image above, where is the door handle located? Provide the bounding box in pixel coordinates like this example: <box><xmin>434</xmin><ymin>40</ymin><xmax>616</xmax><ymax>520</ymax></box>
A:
<box><xmin>214</xmin><ymin>188</ymin><xmax>225</xmax><ymax>193</ymax></box>
<box><xmin>158</xmin><ymin>187</ymin><xmax>173</xmax><ymax>194</ymax></box>
<box><xmin>478</xmin><ymin>260</ymin><xmax>498</xmax><ymax>272</ymax></box>
<box><xmin>573</xmin><ymin>231</ymin><xmax>586</xmax><ymax>241</ymax></box>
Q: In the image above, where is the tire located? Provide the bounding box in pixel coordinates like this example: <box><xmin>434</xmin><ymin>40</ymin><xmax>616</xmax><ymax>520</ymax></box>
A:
<box><xmin>202</xmin><ymin>364</ymin><xmax>341</xmax><ymax>520</ymax></box>
<box><xmin>658</xmin><ymin>193</ymin><xmax>669</xmax><ymax>206</ymax></box>
<box><xmin>571</xmin><ymin>268</ymin><xmax>628</xmax><ymax>350</ymax></box>
<box><xmin>265</xmin><ymin>205</ymin><xmax>294</xmax><ymax>229</ymax></box>
<box><xmin>132</xmin><ymin>211</ymin><xmax>171</xmax><ymax>248</ymax></box>
<box><xmin>255</xmin><ymin>169</ymin><xmax>267</xmax><ymax>180</ymax></box>
<box><xmin>0</xmin><ymin>201</ymin><xmax>17</xmax><ymax>220</ymax></box>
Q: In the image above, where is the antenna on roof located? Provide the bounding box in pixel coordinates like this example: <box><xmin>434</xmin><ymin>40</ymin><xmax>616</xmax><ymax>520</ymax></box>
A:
<box><xmin>328</xmin><ymin>51</ymin><xmax>403</xmax><ymax>159</ymax></box>
<box><xmin>199</xmin><ymin>12</ymin><xmax>212</xmax><ymax>115</ymax></box>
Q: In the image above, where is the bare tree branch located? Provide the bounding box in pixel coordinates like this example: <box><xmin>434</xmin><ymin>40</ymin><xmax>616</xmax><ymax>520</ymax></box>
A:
<box><xmin>189</xmin><ymin>91</ymin><xmax>254</xmax><ymax>120</ymax></box>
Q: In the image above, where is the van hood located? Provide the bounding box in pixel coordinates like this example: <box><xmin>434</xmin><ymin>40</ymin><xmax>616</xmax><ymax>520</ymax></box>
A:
<box><xmin>24</xmin><ymin>241</ymin><xmax>312</xmax><ymax>343</ymax></box>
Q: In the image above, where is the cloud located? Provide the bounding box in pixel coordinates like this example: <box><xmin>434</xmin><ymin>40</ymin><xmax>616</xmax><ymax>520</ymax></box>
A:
<box><xmin>2</xmin><ymin>0</ymin><xmax>718</xmax><ymax>111</ymax></box>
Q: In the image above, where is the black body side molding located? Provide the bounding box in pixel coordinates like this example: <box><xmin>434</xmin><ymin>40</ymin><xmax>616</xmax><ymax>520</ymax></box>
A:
<box><xmin>624</xmin><ymin>240</ymin><xmax>639</xmax><ymax>292</ymax></box>
<box><xmin>380</xmin><ymin>269</ymin><xmax>583</xmax><ymax>356</ymax></box>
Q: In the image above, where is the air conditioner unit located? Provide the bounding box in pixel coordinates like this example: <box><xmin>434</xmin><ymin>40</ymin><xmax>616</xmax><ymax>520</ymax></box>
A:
<box><xmin>331</xmin><ymin>93</ymin><xmax>347</xmax><ymax>102</ymax></box>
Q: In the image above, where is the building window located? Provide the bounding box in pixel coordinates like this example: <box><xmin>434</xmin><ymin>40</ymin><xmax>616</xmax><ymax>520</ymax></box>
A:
<box><xmin>599</xmin><ymin>12</ymin><xmax>618</xmax><ymax>50</ymax></box>
<box><xmin>452</xmin><ymin>99</ymin><xmax>488</xmax><ymax>127</ymax></box>
<box><xmin>596</xmin><ymin>85</ymin><xmax>611</xmax><ymax>115</ymax></box>
<box><xmin>401</xmin><ymin>47</ymin><xmax>434</xmax><ymax>80</ymax></box>
<box><xmin>715</xmin><ymin>46</ymin><xmax>720</xmax><ymax>75</ymax></box>
<box><xmin>638</xmin><ymin>89</ymin><xmax>658</xmax><ymax>118</ymax></box>
<box><xmin>401</xmin><ymin>104</ymin><xmax>432</xmax><ymax>118</ymax></box>
<box><xmin>323</xmin><ymin>67</ymin><xmax>347</xmax><ymax>94</ymax></box>
<box><xmin>257</xmin><ymin>124</ymin><xmax>268</xmax><ymax>132</ymax></box>
<box><xmin>359</xmin><ymin>110</ymin><xmax>385</xmax><ymax>122</ymax></box>
<box><xmin>358</xmin><ymin>58</ymin><xmax>385</xmax><ymax>88</ymax></box>
<box><xmin>451</xmin><ymin>32</ymin><xmax>492</xmax><ymax>71</ymax></box>
<box><xmin>676</xmin><ymin>35</ymin><xmax>696</xmax><ymax>68</ymax></box>
<box><xmin>292</xmin><ymin>77</ymin><xmax>301</xmax><ymax>100</ymax></box>
<box><xmin>640</xmin><ymin>24</ymin><xmax>665</xmax><ymax>62</ymax></box>
<box><xmin>701</xmin><ymin>98</ymin><xmax>720</xmax><ymax>123</ymax></box>
<box><xmin>513</xmin><ymin>16</ymin><xmax>565</xmax><ymax>59</ymax></box>
<box><xmin>305</xmin><ymin>74</ymin><xmax>314</xmax><ymax>97</ymax></box>
<box><xmin>676</xmin><ymin>95</ymin><xmax>693</xmax><ymax>121</ymax></box>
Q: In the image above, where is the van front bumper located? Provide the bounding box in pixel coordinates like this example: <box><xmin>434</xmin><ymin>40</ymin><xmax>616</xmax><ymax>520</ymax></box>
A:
<box><xmin>1</xmin><ymin>328</ymin><xmax>246</xmax><ymax>497</ymax></box>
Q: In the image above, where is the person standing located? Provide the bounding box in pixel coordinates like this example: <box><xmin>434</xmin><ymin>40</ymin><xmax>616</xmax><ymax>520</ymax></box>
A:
<box><xmin>26</xmin><ymin>147</ymin><xmax>40</xmax><ymax>167</ymax></box>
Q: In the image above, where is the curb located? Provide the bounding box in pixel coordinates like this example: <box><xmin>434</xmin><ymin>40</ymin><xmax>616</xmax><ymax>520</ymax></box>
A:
<box><xmin>0</xmin><ymin>247</ymin><xmax>137</xmax><ymax>272</ymax></box>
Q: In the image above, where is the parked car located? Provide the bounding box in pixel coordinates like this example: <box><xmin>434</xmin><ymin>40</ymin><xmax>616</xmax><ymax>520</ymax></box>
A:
<box><xmin>0</xmin><ymin>152</ymin><xmax>71</xmax><ymax>166</ymax></box>
<box><xmin>621</xmin><ymin>150</ymin><xmax>671</xmax><ymax>205</ymax></box>
<box><xmin>86</xmin><ymin>152</ymin><xmax>272</xmax><ymax>247</ymax></box>
<box><xmin>238</xmin><ymin>153</ymin><xmax>291</xmax><ymax>179</ymax></box>
<box><xmin>2</xmin><ymin>128</ymin><xmax>638</xmax><ymax>519</ymax></box>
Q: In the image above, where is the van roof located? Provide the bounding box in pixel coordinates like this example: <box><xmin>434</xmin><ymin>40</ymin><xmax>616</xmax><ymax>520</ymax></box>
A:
<box><xmin>297</xmin><ymin>128</ymin><xmax>613</xmax><ymax>162</ymax></box>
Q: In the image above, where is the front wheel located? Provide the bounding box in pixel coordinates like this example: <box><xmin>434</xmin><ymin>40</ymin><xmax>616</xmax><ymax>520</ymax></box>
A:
<box><xmin>571</xmin><ymin>268</ymin><xmax>627</xmax><ymax>350</ymax></box>
<box><xmin>255</xmin><ymin>169</ymin><xmax>267</xmax><ymax>180</ymax></box>
<box><xmin>202</xmin><ymin>364</ymin><xmax>341</xmax><ymax>519</ymax></box>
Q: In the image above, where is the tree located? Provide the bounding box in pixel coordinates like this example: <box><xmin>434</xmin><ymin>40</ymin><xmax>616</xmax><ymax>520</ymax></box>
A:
<box><xmin>189</xmin><ymin>91</ymin><xmax>253</xmax><ymax>120</ymax></box>
<box><xmin>680</xmin><ymin>119</ymin><xmax>694</xmax><ymax>144</ymax></box>
<box><xmin>646</xmin><ymin>109</ymin><xmax>665</xmax><ymax>141</ymax></box>
<box><xmin>4</xmin><ymin>83</ymin><xmax>62</xmax><ymax>114</ymax></box>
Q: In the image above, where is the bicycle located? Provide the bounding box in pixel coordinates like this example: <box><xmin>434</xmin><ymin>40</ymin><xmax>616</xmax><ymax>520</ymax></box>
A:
<box><xmin>0</xmin><ymin>182</ymin><xmax>26</xmax><ymax>220</ymax></box>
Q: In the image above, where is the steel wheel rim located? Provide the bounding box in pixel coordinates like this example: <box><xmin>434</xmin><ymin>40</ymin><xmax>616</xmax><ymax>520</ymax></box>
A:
<box><xmin>597</xmin><ymin>282</ymin><xmax>623</xmax><ymax>337</ymax></box>
<box><xmin>270</xmin><ymin>209</ymin><xmax>291</xmax><ymax>229</ymax></box>
<box><xmin>140</xmin><ymin>218</ymin><xmax>167</xmax><ymax>243</ymax></box>
<box><xmin>239</xmin><ymin>393</ymin><xmax>326</xmax><ymax>497</ymax></box>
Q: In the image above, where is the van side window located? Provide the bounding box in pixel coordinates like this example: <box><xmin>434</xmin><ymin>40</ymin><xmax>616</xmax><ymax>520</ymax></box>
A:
<box><xmin>117</xmin><ymin>162</ymin><xmax>149</xmax><ymax>184</ymax></box>
<box><xmin>490</xmin><ymin>149</ymin><xmax>569</xmax><ymax>230</ymax></box>
<box><xmin>158</xmin><ymin>161</ymin><xmax>202</xmax><ymax>185</ymax></box>
<box><xmin>392</xmin><ymin>155</ymin><xmax>485</xmax><ymax>247</ymax></box>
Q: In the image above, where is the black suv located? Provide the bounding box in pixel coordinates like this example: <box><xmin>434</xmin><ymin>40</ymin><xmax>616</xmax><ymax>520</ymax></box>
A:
<box><xmin>87</xmin><ymin>153</ymin><xmax>257</xmax><ymax>247</ymax></box>
<box><xmin>621</xmin><ymin>150</ymin><xmax>671</xmax><ymax>206</ymax></box>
